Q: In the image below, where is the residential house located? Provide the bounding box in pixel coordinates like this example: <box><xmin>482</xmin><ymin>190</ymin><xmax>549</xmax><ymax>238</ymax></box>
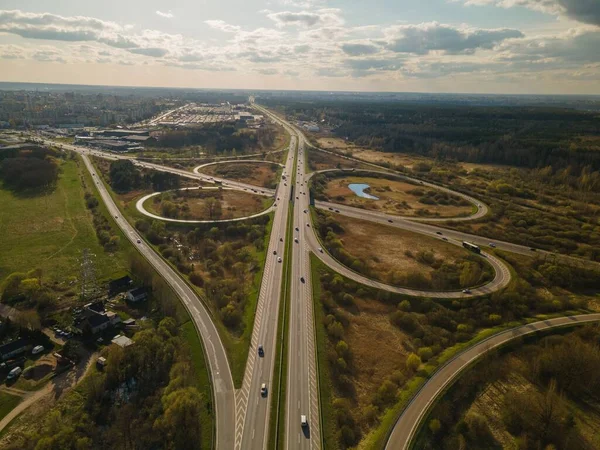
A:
<box><xmin>126</xmin><ymin>287</ymin><xmax>148</xmax><ymax>303</ymax></box>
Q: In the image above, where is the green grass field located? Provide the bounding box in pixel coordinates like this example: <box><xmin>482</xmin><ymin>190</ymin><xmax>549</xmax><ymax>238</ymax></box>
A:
<box><xmin>0</xmin><ymin>392</ymin><xmax>22</xmax><ymax>422</ymax></box>
<box><xmin>0</xmin><ymin>158</ymin><xmax>129</xmax><ymax>284</ymax></box>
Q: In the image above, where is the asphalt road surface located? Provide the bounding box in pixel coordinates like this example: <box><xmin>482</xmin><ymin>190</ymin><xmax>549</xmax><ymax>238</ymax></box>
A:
<box><xmin>386</xmin><ymin>313</ymin><xmax>600</xmax><ymax>450</ymax></box>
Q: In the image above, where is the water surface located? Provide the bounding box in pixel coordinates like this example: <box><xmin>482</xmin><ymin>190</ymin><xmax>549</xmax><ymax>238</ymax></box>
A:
<box><xmin>348</xmin><ymin>183</ymin><xmax>379</xmax><ymax>200</ymax></box>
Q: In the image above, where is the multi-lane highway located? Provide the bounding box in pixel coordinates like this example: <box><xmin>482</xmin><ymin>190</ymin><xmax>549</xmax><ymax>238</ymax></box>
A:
<box><xmin>236</xmin><ymin>136</ymin><xmax>296</xmax><ymax>450</ymax></box>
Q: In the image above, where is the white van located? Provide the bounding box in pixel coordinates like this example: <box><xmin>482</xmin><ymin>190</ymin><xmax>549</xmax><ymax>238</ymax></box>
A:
<box><xmin>32</xmin><ymin>345</ymin><xmax>44</xmax><ymax>355</ymax></box>
<box><xmin>7</xmin><ymin>366</ymin><xmax>22</xmax><ymax>380</ymax></box>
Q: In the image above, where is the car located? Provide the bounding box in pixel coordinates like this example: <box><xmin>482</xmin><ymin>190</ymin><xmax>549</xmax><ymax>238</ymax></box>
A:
<box><xmin>115</xmin><ymin>215</ymin><xmax>118</xmax><ymax>219</ymax></box>
<box><xmin>32</xmin><ymin>345</ymin><xmax>44</xmax><ymax>355</ymax></box>
<box><xmin>442</xmin><ymin>237</ymin><xmax>448</xmax><ymax>241</ymax></box>
<box><xmin>306</xmin><ymin>223</ymin><xmax>310</xmax><ymax>227</ymax></box>
<box><xmin>280</xmin><ymin>237</ymin><xmax>283</xmax><ymax>242</ymax></box>
<box><xmin>489</xmin><ymin>243</ymin><xmax>496</xmax><ymax>248</ymax></box>
<box><xmin>278</xmin><ymin>257</ymin><xmax>282</xmax><ymax>263</ymax></box>
<box><xmin>300</xmin><ymin>276</ymin><xmax>305</xmax><ymax>283</ymax></box>
<box><xmin>261</xmin><ymin>383</ymin><xmax>268</xmax><ymax>396</ymax></box>
<box><xmin>462</xmin><ymin>289</ymin><xmax>471</xmax><ymax>294</ymax></box>
<box><xmin>318</xmin><ymin>247</ymin><xmax>323</xmax><ymax>253</ymax></box>
<box><xmin>277</xmin><ymin>197</ymin><xmax>280</xmax><ymax>200</ymax></box>
<box><xmin>258</xmin><ymin>345</ymin><xmax>264</xmax><ymax>357</ymax></box>
<box><xmin>284</xmin><ymin>183</ymin><xmax>287</xmax><ymax>186</ymax></box>
<box><xmin>303</xmin><ymin>209</ymin><xmax>307</xmax><ymax>213</ymax></box>
<box><xmin>6</xmin><ymin>366</ymin><xmax>22</xmax><ymax>380</ymax></box>
<box><xmin>388</xmin><ymin>219</ymin><xmax>393</xmax><ymax>223</ymax></box>
<box><xmin>273</xmin><ymin>250</ymin><xmax>277</xmax><ymax>255</ymax></box>
<box><xmin>436</xmin><ymin>231</ymin><xmax>443</xmax><ymax>235</ymax></box>
<box><xmin>301</xmin><ymin>415</ymin><xmax>308</xmax><ymax>428</ymax></box>
<box><xmin>294</xmin><ymin>238</ymin><xmax>299</xmax><ymax>243</ymax></box>
<box><xmin>335</xmin><ymin>210</ymin><xmax>340</xmax><ymax>213</ymax></box>
<box><xmin>296</xmin><ymin>196</ymin><xmax>299</xmax><ymax>199</ymax></box>
<box><xmin>137</xmin><ymin>239</ymin><xmax>141</xmax><ymax>244</ymax></box>
<box><xmin>274</xmin><ymin>204</ymin><xmax>277</xmax><ymax>207</ymax></box>
<box><xmin>295</xmin><ymin>227</ymin><xmax>299</xmax><ymax>231</ymax></box>
<box><xmin>328</xmin><ymin>207</ymin><xmax>333</xmax><ymax>211</ymax></box>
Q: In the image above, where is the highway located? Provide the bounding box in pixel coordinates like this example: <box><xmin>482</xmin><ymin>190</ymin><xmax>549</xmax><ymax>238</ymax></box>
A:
<box><xmin>78</xmin><ymin>154</ymin><xmax>236</xmax><ymax>450</ymax></box>
<box><xmin>236</xmin><ymin>136</ymin><xmax>296</xmax><ymax>450</ymax></box>
<box><xmin>385</xmin><ymin>313</ymin><xmax>600</xmax><ymax>450</ymax></box>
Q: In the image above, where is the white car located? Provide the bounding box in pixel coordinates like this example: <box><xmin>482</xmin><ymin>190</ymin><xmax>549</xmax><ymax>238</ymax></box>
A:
<box><xmin>462</xmin><ymin>289</ymin><xmax>471</xmax><ymax>294</ymax></box>
<box><xmin>489</xmin><ymin>243</ymin><xmax>496</xmax><ymax>248</ymax></box>
<box><xmin>261</xmin><ymin>383</ymin><xmax>268</xmax><ymax>396</ymax></box>
<box><xmin>318</xmin><ymin>247</ymin><xmax>323</xmax><ymax>253</ymax></box>
<box><xmin>278</xmin><ymin>257</ymin><xmax>282</xmax><ymax>263</ymax></box>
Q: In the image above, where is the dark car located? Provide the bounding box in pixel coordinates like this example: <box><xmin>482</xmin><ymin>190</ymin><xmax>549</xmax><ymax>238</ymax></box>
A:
<box><xmin>436</xmin><ymin>231</ymin><xmax>442</xmax><ymax>235</ymax></box>
<box><xmin>388</xmin><ymin>219</ymin><xmax>393</xmax><ymax>223</ymax></box>
<box><xmin>258</xmin><ymin>345</ymin><xmax>264</xmax><ymax>357</ymax></box>
<box><xmin>300</xmin><ymin>276</ymin><xmax>305</xmax><ymax>283</ymax></box>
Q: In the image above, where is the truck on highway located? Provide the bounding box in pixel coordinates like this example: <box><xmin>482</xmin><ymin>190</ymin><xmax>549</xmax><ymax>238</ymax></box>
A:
<box><xmin>462</xmin><ymin>241</ymin><xmax>481</xmax><ymax>254</ymax></box>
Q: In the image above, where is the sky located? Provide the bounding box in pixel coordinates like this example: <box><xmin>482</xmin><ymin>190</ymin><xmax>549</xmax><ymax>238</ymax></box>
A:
<box><xmin>0</xmin><ymin>0</ymin><xmax>599</xmax><ymax>94</ymax></box>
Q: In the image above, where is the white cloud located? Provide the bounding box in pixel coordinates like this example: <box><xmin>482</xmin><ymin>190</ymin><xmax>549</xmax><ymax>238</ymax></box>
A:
<box><xmin>156</xmin><ymin>10</ymin><xmax>174</xmax><ymax>19</ymax></box>
<box><xmin>204</xmin><ymin>20</ymin><xmax>240</xmax><ymax>33</ymax></box>
<box><xmin>266</xmin><ymin>9</ymin><xmax>343</xmax><ymax>28</ymax></box>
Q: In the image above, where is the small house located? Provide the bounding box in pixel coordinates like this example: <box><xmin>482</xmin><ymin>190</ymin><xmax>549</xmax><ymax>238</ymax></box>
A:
<box><xmin>111</xmin><ymin>335</ymin><xmax>133</xmax><ymax>348</ymax></box>
<box><xmin>126</xmin><ymin>287</ymin><xmax>148</xmax><ymax>303</ymax></box>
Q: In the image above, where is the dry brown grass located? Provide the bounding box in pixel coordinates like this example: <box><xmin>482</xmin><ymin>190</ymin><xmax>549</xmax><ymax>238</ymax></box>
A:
<box><xmin>148</xmin><ymin>189</ymin><xmax>269</xmax><ymax>220</ymax></box>
<box><xmin>200</xmin><ymin>162</ymin><xmax>278</xmax><ymax>188</ymax></box>
<box><xmin>324</xmin><ymin>176</ymin><xmax>472</xmax><ymax>218</ymax></box>
<box><xmin>345</xmin><ymin>301</ymin><xmax>411</xmax><ymax>407</ymax></box>
<box><xmin>334</xmin><ymin>214</ymin><xmax>467</xmax><ymax>276</ymax></box>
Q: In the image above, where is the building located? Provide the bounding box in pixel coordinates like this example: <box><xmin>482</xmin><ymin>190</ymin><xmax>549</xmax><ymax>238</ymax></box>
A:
<box><xmin>123</xmin><ymin>135</ymin><xmax>155</xmax><ymax>144</ymax></box>
<box><xmin>111</xmin><ymin>334</ymin><xmax>133</xmax><ymax>348</ymax></box>
<box><xmin>0</xmin><ymin>338</ymin><xmax>32</xmax><ymax>361</ymax></box>
<box><xmin>105</xmin><ymin>311</ymin><xmax>121</xmax><ymax>326</ymax></box>
<box><xmin>84</xmin><ymin>300</ymin><xmax>105</xmax><ymax>314</ymax></box>
<box><xmin>108</xmin><ymin>275</ymin><xmax>133</xmax><ymax>295</ymax></box>
<box><xmin>126</xmin><ymin>287</ymin><xmax>148</xmax><ymax>303</ymax></box>
<box><xmin>80</xmin><ymin>312</ymin><xmax>111</xmax><ymax>335</ymax></box>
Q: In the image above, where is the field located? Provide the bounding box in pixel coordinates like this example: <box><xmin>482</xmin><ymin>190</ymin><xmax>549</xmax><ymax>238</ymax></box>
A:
<box><xmin>321</xmin><ymin>175</ymin><xmax>473</xmax><ymax>218</ymax></box>
<box><xmin>330</xmin><ymin>214</ymin><xmax>470</xmax><ymax>274</ymax></box>
<box><xmin>0</xmin><ymin>158</ymin><xmax>129</xmax><ymax>285</ymax></box>
<box><xmin>314</xmin><ymin>210</ymin><xmax>492</xmax><ymax>290</ymax></box>
<box><xmin>307</xmin><ymin>147</ymin><xmax>374</xmax><ymax>172</ymax></box>
<box><xmin>199</xmin><ymin>161</ymin><xmax>281</xmax><ymax>188</ymax></box>
<box><xmin>146</xmin><ymin>188</ymin><xmax>271</xmax><ymax>220</ymax></box>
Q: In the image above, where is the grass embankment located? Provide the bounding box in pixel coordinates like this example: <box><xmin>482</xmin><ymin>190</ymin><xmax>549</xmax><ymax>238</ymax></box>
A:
<box><xmin>0</xmin><ymin>393</ymin><xmax>22</xmax><ymax>422</ymax></box>
<box><xmin>0</xmin><ymin>158</ymin><xmax>128</xmax><ymax>283</ymax></box>
<box><xmin>310</xmin><ymin>254</ymin><xmax>338</xmax><ymax>449</ymax></box>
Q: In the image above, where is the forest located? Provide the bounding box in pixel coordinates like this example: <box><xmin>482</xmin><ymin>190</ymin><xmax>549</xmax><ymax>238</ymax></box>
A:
<box><xmin>269</xmin><ymin>100</ymin><xmax>600</xmax><ymax>181</ymax></box>
<box><xmin>0</xmin><ymin>146</ymin><xmax>61</xmax><ymax>191</ymax></box>
<box><xmin>148</xmin><ymin>123</ymin><xmax>278</xmax><ymax>153</ymax></box>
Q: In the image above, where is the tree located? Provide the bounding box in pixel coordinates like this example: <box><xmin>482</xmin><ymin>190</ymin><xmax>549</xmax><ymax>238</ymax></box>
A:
<box><xmin>429</xmin><ymin>418</ymin><xmax>441</xmax><ymax>434</ymax></box>
<box><xmin>155</xmin><ymin>387</ymin><xmax>203</xmax><ymax>450</ymax></box>
<box><xmin>406</xmin><ymin>353</ymin><xmax>421</xmax><ymax>372</ymax></box>
<box><xmin>204</xmin><ymin>197</ymin><xmax>222</xmax><ymax>219</ymax></box>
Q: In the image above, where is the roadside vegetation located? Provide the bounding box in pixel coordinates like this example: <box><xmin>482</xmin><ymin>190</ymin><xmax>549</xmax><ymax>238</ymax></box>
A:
<box><xmin>199</xmin><ymin>161</ymin><xmax>281</xmax><ymax>189</ymax></box>
<box><xmin>146</xmin><ymin>188</ymin><xmax>271</xmax><ymax>220</ymax></box>
<box><xmin>310</xmin><ymin>240</ymin><xmax>597</xmax><ymax>450</ymax></box>
<box><xmin>312</xmin><ymin>172</ymin><xmax>472</xmax><ymax>218</ymax></box>
<box><xmin>306</xmin><ymin>148</ymin><xmax>372</xmax><ymax>172</ymax></box>
<box><xmin>92</xmin><ymin>156</ymin><xmax>272</xmax><ymax>384</ymax></box>
<box><xmin>313</xmin><ymin>210</ymin><xmax>492</xmax><ymax>290</ymax></box>
<box><xmin>414</xmin><ymin>324</ymin><xmax>600</xmax><ymax>450</ymax></box>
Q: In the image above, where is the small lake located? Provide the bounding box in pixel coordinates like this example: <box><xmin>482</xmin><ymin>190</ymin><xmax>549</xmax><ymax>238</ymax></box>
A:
<box><xmin>348</xmin><ymin>183</ymin><xmax>379</xmax><ymax>200</ymax></box>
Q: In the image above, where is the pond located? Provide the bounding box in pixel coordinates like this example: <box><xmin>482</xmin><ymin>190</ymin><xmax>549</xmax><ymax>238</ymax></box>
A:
<box><xmin>348</xmin><ymin>183</ymin><xmax>379</xmax><ymax>200</ymax></box>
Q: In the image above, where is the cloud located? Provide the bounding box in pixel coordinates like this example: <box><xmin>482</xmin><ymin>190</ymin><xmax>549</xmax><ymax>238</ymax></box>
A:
<box><xmin>456</xmin><ymin>0</ymin><xmax>600</xmax><ymax>27</ymax></box>
<box><xmin>129</xmin><ymin>47</ymin><xmax>169</xmax><ymax>57</ymax></box>
<box><xmin>341</xmin><ymin>43</ymin><xmax>380</xmax><ymax>56</ymax></box>
<box><xmin>256</xmin><ymin>68</ymin><xmax>278</xmax><ymax>75</ymax></box>
<box><xmin>384</xmin><ymin>22</ymin><xmax>523</xmax><ymax>55</ymax></box>
<box><xmin>156</xmin><ymin>10</ymin><xmax>174</xmax><ymax>19</ymax></box>
<box><xmin>266</xmin><ymin>9</ymin><xmax>343</xmax><ymax>28</ymax></box>
<box><xmin>204</xmin><ymin>19</ymin><xmax>240</xmax><ymax>33</ymax></box>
